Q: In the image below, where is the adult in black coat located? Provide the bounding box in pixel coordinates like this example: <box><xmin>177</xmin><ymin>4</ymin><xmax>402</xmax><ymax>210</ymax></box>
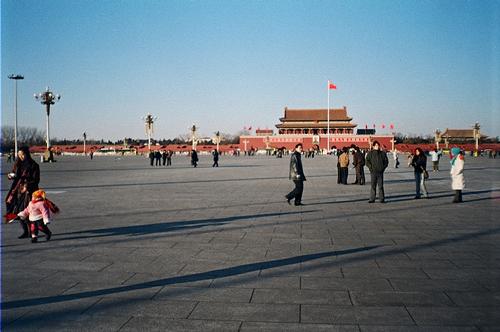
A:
<box><xmin>411</xmin><ymin>148</ymin><xmax>428</xmax><ymax>199</ymax></box>
<box><xmin>148</xmin><ymin>151</ymin><xmax>154</xmax><ymax>166</ymax></box>
<box><xmin>162</xmin><ymin>151</ymin><xmax>167</xmax><ymax>166</ymax></box>
<box><xmin>212</xmin><ymin>150</ymin><xmax>219</xmax><ymax>167</ymax></box>
<box><xmin>191</xmin><ymin>150</ymin><xmax>199</xmax><ymax>167</ymax></box>
<box><xmin>5</xmin><ymin>147</ymin><xmax>40</xmax><ymax>238</ymax></box>
<box><xmin>154</xmin><ymin>151</ymin><xmax>162</xmax><ymax>166</ymax></box>
<box><xmin>352</xmin><ymin>146</ymin><xmax>366</xmax><ymax>185</ymax></box>
<box><xmin>365</xmin><ymin>141</ymin><xmax>389</xmax><ymax>203</ymax></box>
<box><xmin>285</xmin><ymin>144</ymin><xmax>306</xmax><ymax>206</ymax></box>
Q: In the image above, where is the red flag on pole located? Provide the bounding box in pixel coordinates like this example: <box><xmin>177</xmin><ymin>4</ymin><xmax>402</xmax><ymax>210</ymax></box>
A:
<box><xmin>373</xmin><ymin>124</ymin><xmax>376</xmax><ymax>129</ymax></box>
<box><xmin>390</xmin><ymin>124</ymin><xmax>394</xmax><ymax>130</ymax></box>
<box><xmin>328</xmin><ymin>82</ymin><xmax>337</xmax><ymax>89</ymax></box>
<box><xmin>365</xmin><ymin>124</ymin><xmax>368</xmax><ymax>129</ymax></box>
<box><xmin>248</xmin><ymin>126</ymin><xmax>252</xmax><ymax>130</ymax></box>
<box><xmin>381</xmin><ymin>124</ymin><xmax>386</xmax><ymax>129</ymax></box>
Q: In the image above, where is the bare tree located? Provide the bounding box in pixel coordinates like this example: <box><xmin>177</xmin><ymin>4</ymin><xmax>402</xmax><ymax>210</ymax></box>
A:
<box><xmin>1</xmin><ymin>126</ymin><xmax>45</xmax><ymax>152</ymax></box>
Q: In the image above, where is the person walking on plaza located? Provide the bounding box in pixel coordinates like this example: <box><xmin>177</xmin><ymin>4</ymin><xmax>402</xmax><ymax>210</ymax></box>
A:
<box><xmin>5</xmin><ymin>147</ymin><xmax>40</xmax><ymax>238</ymax></box>
<box><xmin>285</xmin><ymin>143</ymin><xmax>306</xmax><ymax>206</ymax></box>
<box><xmin>366</xmin><ymin>141</ymin><xmax>388</xmax><ymax>203</ymax></box>
<box><xmin>393</xmin><ymin>149</ymin><xmax>400</xmax><ymax>168</ymax></box>
<box><xmin>411</xmin><ymin>148</ymin><xmax>428</xmax><ymax>199</ymax></box>
<box><xmin>429</xmin><ymin>148</ymin><xmax>441</xmax><ymax>172</ymax></box>
<box><xmin>162</xmin><ymin>150</ymin><xmax>167</xmax><ymax>166</ymax></box>
<box><xmin>17</xmin><ymin>189</ymin><xmax>58</xmax><ymax>243</ymax></box>
<box><xmin>352</xmin><ymin>146</ymin><xmax>365</xmax><ymax>185</ymax></box>
<box><xmin>166</xmin><ymin>150</ymin><xmax>173</xmax><ymax>166</ymax></box>
<box><xmin>212</xmin><ymin>149</ymin><xmax>219</xmax><ymax>167</ymax></box>
<box><xmin>450</xmin><ymin>147</ymin><xmax>465</xmax><ymax>203</ymax></box>
<box><xmin>148</xmin><ymin>151</ymin><xmax>154</xmax><ymax>166</ymax></box>
<box><xmin>338</xmin><ymin>147</ymin><xmax>349</xmax><ymax>184</ymax></box>
<box><xmin>191</xmin><ymin>149</ymin><xmax>199</xmax><ymax>168</ymax></box>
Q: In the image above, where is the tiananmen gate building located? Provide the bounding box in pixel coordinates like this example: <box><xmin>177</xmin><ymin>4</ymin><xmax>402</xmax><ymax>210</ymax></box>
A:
<box><xmin>240</xmin><ymin>107</ymin><xmax>394</xmax><ymax>151</ymax></box>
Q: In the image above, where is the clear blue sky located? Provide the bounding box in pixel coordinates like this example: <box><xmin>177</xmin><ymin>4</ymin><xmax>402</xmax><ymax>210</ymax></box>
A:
<box><xmin>2</xmin><ymin>0</ymin><xmax>499</xmax><ymax>141</ymax></box>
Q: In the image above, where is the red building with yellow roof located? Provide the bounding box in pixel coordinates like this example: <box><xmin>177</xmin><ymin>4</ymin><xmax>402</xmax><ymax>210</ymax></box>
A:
<box><xmin>240</xmin><ymin>106</ymin><xmax>394</xmax><ymax>151</ymax></box>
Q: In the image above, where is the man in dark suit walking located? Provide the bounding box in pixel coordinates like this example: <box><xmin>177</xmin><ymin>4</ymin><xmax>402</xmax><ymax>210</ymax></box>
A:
<box><xmin>285</xmin><ymin>143</ymin><xmax>306</xmax><ymax>206</ymax></box>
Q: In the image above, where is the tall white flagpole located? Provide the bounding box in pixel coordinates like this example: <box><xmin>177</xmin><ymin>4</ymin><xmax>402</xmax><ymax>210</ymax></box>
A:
<box><xmin>327</xmin><ymin>80</ymin><xmax>330</xmax><ymax>153</ymax></box>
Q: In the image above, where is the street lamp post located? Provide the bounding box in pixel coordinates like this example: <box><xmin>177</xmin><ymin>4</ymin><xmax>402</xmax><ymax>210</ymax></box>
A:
<box><xmin>8</xmin><ymin>74</ymin><xmax>24</xmax><ymax>157</ymax></box>
<box><xmin>142</xmin><ymin>113</ymin><xmax>157</xmax><ymax>152</ymax></box>
<box><xmin>83</xmin><ymin>132</ymin><xmax>87</xmax><ymax>156</ymax></box>
<box><xmin>213</xmin><ymin>131</ymin><xmax>221</xmax><ymax>152</ymax></box>
<box><xmin>191</xmin><ymin>124</ymin><xmax>198</xmax><ymax>151</ymax></box>
<box><xmin>34</xmin><ymin>87</ymin><xmax>61</xmax><ymax>152</ymax></box>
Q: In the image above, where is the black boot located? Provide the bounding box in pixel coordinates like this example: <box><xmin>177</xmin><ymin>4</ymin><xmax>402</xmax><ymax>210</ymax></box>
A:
<box><xmin>452</xmin><ymin>190</ymin><xmax>460</xmax><ymax>203</ymax></box>
<box><xmin>458</xmin><ymin>190</ymin><xmax>463</xmax><ymax>203</ymax></box>
<box><xmin>18</xmin><ymin>220</ymin><xmax>30</xmax><ymax>238</ymax></box>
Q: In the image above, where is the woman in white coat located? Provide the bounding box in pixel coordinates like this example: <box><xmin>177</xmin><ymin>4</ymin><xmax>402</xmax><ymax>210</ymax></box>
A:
<box><xmin>450</xmin><ymin>147</ymin><xmax>464</xmax><ymax>203</ymax></box>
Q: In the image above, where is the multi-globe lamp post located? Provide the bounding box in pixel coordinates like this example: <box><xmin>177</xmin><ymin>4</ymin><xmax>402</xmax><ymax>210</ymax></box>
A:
<box><xmin>142</xmin><ymin>113</ymin><xmax>157</xmax><ymax>152</ymax></box>
<box><xmin>8</xmin><ymin>74</ymin><xmax>24</xmax><ymax>157</ymax></box>
<box><xmin>34</xmin><ymin>87</ymin><xmax>61</xmax><ymax>151</ymax></box>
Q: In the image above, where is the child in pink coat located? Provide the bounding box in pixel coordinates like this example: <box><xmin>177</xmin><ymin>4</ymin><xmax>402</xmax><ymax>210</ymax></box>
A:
<box><xmin>18</xmin><ymin>189</ymin><xmax>57</xmax><ymax>243</ymax></box>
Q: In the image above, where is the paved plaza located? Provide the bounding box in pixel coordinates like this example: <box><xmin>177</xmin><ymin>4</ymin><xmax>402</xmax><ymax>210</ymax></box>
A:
<box><xmin>1</xmin><ymin>154</ymin><xmax>499</xmax><ymax>331</ymax></box>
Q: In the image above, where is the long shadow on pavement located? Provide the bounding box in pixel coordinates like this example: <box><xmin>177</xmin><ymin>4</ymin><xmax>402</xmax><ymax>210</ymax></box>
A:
<box><xmin>2</xmin><ymin>245</ymin><xmax>379</xmax><ymax>310</ymax></box>
<box><xmin>4</xmin><ymin>225</ymin><xmax>500</xmax><ymax>314</ymax></box>
<box><xmin>52</xmin><ymin>210</ymin><xmax>318</xmax><ymax>241</ymax></box>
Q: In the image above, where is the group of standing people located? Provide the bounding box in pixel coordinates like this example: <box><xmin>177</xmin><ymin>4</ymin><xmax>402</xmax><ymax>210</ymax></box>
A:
<box><xmin>149</xmin><ymin>150</ymin><xmax>173</xmax><ymax>167</ymax></box>
<box><xmin>285</xmin><ymin>141</ymin><xmax>466</xmax><ymax>206</ymax></box>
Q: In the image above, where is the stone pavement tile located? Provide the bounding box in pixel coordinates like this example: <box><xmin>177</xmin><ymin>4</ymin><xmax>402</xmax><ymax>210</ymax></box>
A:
<box><xmin>85</xmin><ymin>297</ymin><xmax>197</xmax><ymax>319</ymax></box>
<box><xmin>390</xmin><ymin>278</ymin><xmax>488</xmax><ymax>292</ymax></box>
<box><xmin>61</xmin><ymin>281</ymin><xmax>162</xmax><ymax>300</ymax></box>
<box><xmin>301</xmin><ymin>305</ymin><xmax>415</xmax><ymax>325</ymax></box>
<box><xmin>448</xmin><ymin>259</ymin><xmax>493</xmax><ymax>269</ymax></box>
<box><xmin>350</xmin><ymin>291</ymin><xmax>454</xmax><ymax>306</ymax></box>
<box><xmin>178</xmin><ymin>260</ymin><xmax>247</xmax><ymax>275</ymax></box>
<box><xmin>264</xmin><ymin>249</ymin><xmax>302</xmax><ymax>259</ymax></box>
<box><xmin>423</xmin><ymin>268</ymin><xmax>500</xmax><ymax>280</ymax></box>
<box><xmin>123</xmin><ymin>272</ymin><xmax>214</xmax><ymax>288</ymax></box>
<box><xmin>2</xmin><ymin>311</ymin><xmax>130</xmax><ymax>332</ymax></box>
<box><xmin>376</xmin><ymin>259</ymin><xmax>458</xmax><ymax>268</ymax></box>
<box><xmin>359</xmin><ymin>326</ymin><xmax>480</xmax><ymax>331</ymax></box>
<box><xmin>479</xmin><ymin>327</ymin><xmax>500</xmax><ymax>332</ymax></box>
<box><xmin>2</xmin><ymin>279</ymin><xmax>78</xmax><ymax>301</ymax></box>
<box><xmin>154</xmin><ymin>286</ymin><xmax>253</xmax><ymax>302</ymax></box>
<box><xmin>445</xmin><ymin>291</ymin><xmax>500</xmax><ymax>306</ymax></box>
<box><xmin>31</xmin><ymin>259</ymin><xmax>111</xmax><ymax>272</ymax></box>
<box><xmin>101</xmin><ymin>259</ymin><xmax>185</xmax><ymax>275</ymax></box>
<box><xmin>251</xmin><ymin>289</ymin><xmax>351</xmax><ymax>305</ymax></box>
<box><xmin>120</xmin><ymin>317</ymin><xmax>241</xmax><ymax>332</ymax></box>
<box><xmin>211</xmin><ymin>275</ymin><xmax>300</xmax><ymax>289</ymax></box>
<box><xmin>341</xmin><ymin>267</ymin><xmax>430</xmax><ymax>279</ymax></box>
<box><xmin>302</xmin><ymin>277</ymin><xmax>394</xmax><ymax>291</ymax></box>
<box><xmin>258</xmin><ymin>264</ymin><xmax>302</xmax><ymax>277</ymax></box>
<box><xmin>1</xmin><ymin>308</ymin><xmax>30</xmax><ymax>326</ymax></box>
<box><xmin>477</xmin><ymin>278</ymin><xmax>500</xmax><ymax>291</ymax></box>
<box><xmin>405</xmin><ymin>251</ymin><xmax>482</xmax><ymax>260</ymax></box>
<box><xmin>240</xmin><ymin>321</ymin><xmax>359</xmax><ymax>331</ymax></box>
<box><xmin>189</xmin><ymin>302</ymin><xmax>300</xmax><ymax>323</ymax></box>
<box><xmin>46</xmin><ymin>270</ymin><xmax>134</xmax><ymax>285</ymax></box>
<box><xmin>299</xmin><ymin>262</ymin><xmax>343</xmax><ymax>278</ymax></box>
<box><xmin>407</xmin><ymin>306</ymin><xmax>500</xmax><ymax>326</ymax></box>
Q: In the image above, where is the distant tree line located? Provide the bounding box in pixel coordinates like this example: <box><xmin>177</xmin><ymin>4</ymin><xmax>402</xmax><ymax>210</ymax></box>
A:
<box><xmin>1</xmin><ymin>126</ymin><xmax>45</xmax><ymax>152</ymax></box>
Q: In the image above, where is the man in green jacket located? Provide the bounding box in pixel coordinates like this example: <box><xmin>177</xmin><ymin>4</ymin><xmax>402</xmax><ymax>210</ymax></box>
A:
<box><xmin>365</xmin><ymin>141</ymin><xmax>389</xmax><ymax>203</ymax></box>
